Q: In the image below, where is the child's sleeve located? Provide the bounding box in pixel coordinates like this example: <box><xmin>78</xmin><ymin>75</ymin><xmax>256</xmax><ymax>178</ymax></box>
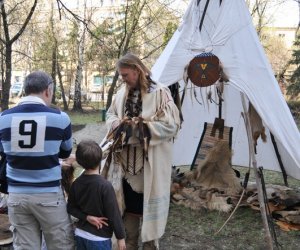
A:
<box><xmin>102</xmin><ymin>183</ymin><xmax>125</xmax><ymax>239</ymax></box>
<box><xmin>67</xmin><ymin>184</ymin><xmax>87</xmax><ymax>221</ymax></box>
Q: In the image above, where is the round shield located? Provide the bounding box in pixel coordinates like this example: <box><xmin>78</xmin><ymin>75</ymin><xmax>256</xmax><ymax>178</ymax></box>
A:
<box><xmin>188</xmin><ymin>53</ymin><xmax>220</xmax><ymax>87</ymax></box>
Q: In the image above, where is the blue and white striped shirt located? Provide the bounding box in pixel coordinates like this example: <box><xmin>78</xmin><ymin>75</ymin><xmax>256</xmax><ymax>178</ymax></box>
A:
<box><xmin>0</xmin><ymin>96</ymin><xmax>72</xmax><ymax>193</ymax></box>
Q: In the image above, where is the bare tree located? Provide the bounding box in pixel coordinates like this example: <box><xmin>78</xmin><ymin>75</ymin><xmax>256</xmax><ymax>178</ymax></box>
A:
<box><xmin>105</xmin><ymin>0</ymin><xmax>179</xmax><ymax>110</ymax></box>
<box><xmin>71</xmin><ymin>0</ymin><xmax>95</xmax><ymax>111</ymax></box>
<box><xmin>264</xmin><ymin>34</ymin><xmax>291</xmax><ymax>80</ymax></box>
<box><xmin>245</xmin><ymin>0</ymin><xmax>295</xmax><ymax>96</ymax></box>
<box><xmin>57</xmin><ymin>62</ymin><xmax>68</xmax><ymax>110</ymax></box>
<box><xmin>72</xmin><ymin>19</ymin><xmax>85</xmax><ymax>111</ymax></box>
<box><xmin>105</xmin><ymin>0</ymin><xmax>147</xmax><ymax>110</ymax></box>
<box><xmin>0</xmin><ymin>0</ymin><xmax>178</xmax><ymax>112</ymax></box>
<box><xmin>0</xmin><ymin>0</ymin><xmax>37</xmax><ymax>111</ymax></box>
<box><xmin>246</xmin><ymin>0</ymin><xmax>289</xmax><ymax>38</ymax></box>
<box><xmin>49</xmin><ymin>0</ymin><xmax>58</xmax><ymax>105</ymax></box>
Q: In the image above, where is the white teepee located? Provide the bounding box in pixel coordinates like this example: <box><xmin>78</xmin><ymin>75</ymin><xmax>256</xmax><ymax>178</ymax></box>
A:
<box><xmin>151</xmin><ymin>0</ymin><xmax>300</xmax><ymax>180</ymax></box>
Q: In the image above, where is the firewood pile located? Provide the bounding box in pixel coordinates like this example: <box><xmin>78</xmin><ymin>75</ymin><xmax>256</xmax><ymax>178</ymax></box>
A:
<box><xmin>246</xmin><ymin>182</ymin><xmax>300</xmax><ymax>231</ymax></box>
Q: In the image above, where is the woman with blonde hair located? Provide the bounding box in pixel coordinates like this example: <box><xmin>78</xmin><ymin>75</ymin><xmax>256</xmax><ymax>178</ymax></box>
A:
<box><xmin>104</xmin><ymin>53</ymin><xmax>180</xmax><ymax>249</ymax></box>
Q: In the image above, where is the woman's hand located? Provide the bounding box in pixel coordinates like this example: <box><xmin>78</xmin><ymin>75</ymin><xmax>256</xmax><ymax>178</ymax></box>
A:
<box><xmin>86</xmin><ymin>215</ymin><xmax>108</xmax><ymax>229</ymax></box>
<box><xmin>132</xmin><ymin>116</ymin><xmax>142</xmax><ymax>123</ymax></box>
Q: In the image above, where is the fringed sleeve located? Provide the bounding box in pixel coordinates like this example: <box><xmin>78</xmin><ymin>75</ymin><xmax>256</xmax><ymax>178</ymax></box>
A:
<box><xmin>106</xmin><ymin>86</ymin><xmax>128</xmax><ymax>132</ymax></box>
<box><xmin>145</xmin><ymin>86</ymin><xmax>181</xmax><ymax>146</ymax></box>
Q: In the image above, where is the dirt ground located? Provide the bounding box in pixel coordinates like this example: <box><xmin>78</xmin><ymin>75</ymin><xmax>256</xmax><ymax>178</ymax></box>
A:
<box><xmin>72</xmin><ymin>123</ymin><xmax>300</xmax><ymax>250</ymax></box>
<box><xmin>72</xmin><ymin>123</ymin><xmax>108</xmax><ymax>146</ymax></box>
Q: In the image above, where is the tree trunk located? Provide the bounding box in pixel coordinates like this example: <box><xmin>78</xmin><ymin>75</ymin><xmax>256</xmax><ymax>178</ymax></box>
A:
<box><xmin>0</xmin><ymin>20</ymin><xmax>3</xmax><ymax>102</ymax></box>
<box><xmin>72</xmin><ymin>19</ymin><xmax>86</xmax><ymax>111</ymax></box>
<box><xmin>57</xmin><ymin>62</ymin><xmax>68</xmax><ymax>111</ymax></box>
<box><xmin>1</xmin><ymin>42</ymin><xmax>12</xmax><ymax>111</ymax></box>
<box><xmin>105</xmin><ymin>0</ymin><xmax>147</xmax><ymax>110</ymax></box>
<box><xmin>297</xmin><ymin>1</ymin><xmax>300</xmax><ymax>36</ymax></box>
<box><xmin>51</xmin><ymin>43</ymin><xmax>57</xmax><ymax>104</ymax></box>
<box><xmin>106</xmin><ymin>70</ymin><xmax>119</xmax><ymax>110</ymax></box>
<box><xmin>0</xmin><ymin>0</ymin><xmax>37</xmax><ymax>111</ymax></box>
<box><xmin>73</xmin><ymin>62</ymin><xmax>83</xmax><ymax>111</ymax></box>
<box><xmin>50</xmin><ymin>0</ymin><xmax>57</xmax><ymax>104</ymax></box>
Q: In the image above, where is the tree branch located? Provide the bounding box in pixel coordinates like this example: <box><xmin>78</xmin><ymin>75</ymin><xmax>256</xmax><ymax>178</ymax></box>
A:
<box><xmin>1</xmin><ymin>4</ymin><xmax>10</xmax><ymax>44</ymax></box>
<box><xmin>10</xmin><ymin>0</ymin><xmax>38</xmax><ymax>44</ymax></box>
<box><xmin>141</xmin><ymin>42</ymin><xmax>166</xmax><ymax>60</ymax></box>
<box><xmin>117</xmin><ymin>0</ymin><xmax>130</xmax><ymax>53</ymax></box>
<box><xmin>12</xmin><ymin>49</ymin><xmax>33</xmax><ymax>60</ymax></box>
<box><xmin>56</xmin><ymin>0</ymin><xmax>104</xmax><ymax>45</ymax></box>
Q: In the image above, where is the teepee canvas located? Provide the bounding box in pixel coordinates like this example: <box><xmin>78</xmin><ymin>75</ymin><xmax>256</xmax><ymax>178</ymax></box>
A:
<box><xmin>151</xmin><ymin>0</ymin><xmax>300</xmax><ymax>180</ymax></box>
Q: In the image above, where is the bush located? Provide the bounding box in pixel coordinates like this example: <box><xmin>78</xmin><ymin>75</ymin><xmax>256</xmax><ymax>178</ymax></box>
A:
<box><xmin>287</xmin><ymin>100</ymin><xmax>300</xmax><ymax>115</ymax></box>
<box><xmin>287</xmin><ymin>100</ymin><xmax>300</xmax><ymax>128</ymax></box>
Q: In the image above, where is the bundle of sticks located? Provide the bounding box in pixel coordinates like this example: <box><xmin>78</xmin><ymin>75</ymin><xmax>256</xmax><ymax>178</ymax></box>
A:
<box><xmin>101</xmin><ymin>117</ymin><xmax>151</xmax><ymax>160</ymax></box>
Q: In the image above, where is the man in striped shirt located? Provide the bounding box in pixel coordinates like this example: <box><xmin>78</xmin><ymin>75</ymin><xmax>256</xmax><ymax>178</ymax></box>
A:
<box><xmin>0</xmin><ymin>71</ymin><xmax>74</xmax><ymax>250</ymax></box>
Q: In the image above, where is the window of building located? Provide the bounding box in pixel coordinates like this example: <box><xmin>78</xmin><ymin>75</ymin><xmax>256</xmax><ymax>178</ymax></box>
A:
<box><xmin>93</xmin><ymin>76</ymin><xmax>103</xmax><ymax>87</ymax></box>
<box><xmin>93</xmin><ymin>75</ymin><xmax>113</xmax><ymax>87</ymax></box>
<box><xmin>105</xmin><ymin>75</ymin><xmax>113</xmax><ymax>85</ymax></box>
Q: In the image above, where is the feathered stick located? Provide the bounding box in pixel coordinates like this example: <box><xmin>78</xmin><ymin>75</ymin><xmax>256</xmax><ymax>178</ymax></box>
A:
<box><xmin>136</xmin><ymin>117</ymin><xmax>151</xmax><ymax>161</ymax></box>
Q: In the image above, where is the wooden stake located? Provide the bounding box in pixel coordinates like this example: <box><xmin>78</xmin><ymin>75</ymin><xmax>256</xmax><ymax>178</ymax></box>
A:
<box><xmin>240</xmin><ymin>93</ymin><xmax>274</xmax><ymax>250</ymax></box>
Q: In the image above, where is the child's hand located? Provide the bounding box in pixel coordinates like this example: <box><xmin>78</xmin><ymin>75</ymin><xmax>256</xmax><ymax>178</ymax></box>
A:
<box><xmin>86</xmin><ymin>215</ymin><xmax>108</xmax><ymax>229</ymax></box>
<box><xmin>117</xmin><ymin>239</ymin><xmax>126</xmax><ymax>250</ymax></box>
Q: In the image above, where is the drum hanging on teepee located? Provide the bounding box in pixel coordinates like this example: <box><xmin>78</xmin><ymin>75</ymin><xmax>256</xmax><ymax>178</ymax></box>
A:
<box><xmin>188</xmin><ymin>52</ymin><xmax>220</xmax><ymax>87</ymax></box>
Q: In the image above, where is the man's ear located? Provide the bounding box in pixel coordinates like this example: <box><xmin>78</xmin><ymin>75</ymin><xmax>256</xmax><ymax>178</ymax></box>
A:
<box><xmin>45</xmin><ymin>88</ymin><xmax>50</xmax><ymax>98</ymax></box>
<box><xmin>45</xmin><ymin>86</ymin><xmax>53</xmax><ymax>98</ymax></box>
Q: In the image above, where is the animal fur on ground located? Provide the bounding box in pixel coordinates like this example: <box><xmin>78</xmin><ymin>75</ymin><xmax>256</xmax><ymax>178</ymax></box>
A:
<box><xmin>172</xmin><ymin>187</ymin><xmax>233</xmax><ymax>212</ymax></box>
<box><xmin>171</xmin><ymin>141</ymin><xmax>242</xmax><ymax>212</ymax></box>
<box><xmin>190</xmin><ymin>140</ymin><xmax>242</xmax><ymax>195</ymax></box>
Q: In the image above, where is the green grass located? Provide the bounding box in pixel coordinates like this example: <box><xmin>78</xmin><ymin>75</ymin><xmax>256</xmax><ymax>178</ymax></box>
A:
<box><xmin>67</xmin><ymin>110</ymin><xmax>105</xmax><ymax>124</ymax></box>
<box><xmin>234</xmin><ymin>166</ymin><xmax>300</xmax><ymax>189</ymax></box>
<box><xmin>162</xmin><ymin>201</ymin><xmax>300</xmax><ymax>249</ymax></box>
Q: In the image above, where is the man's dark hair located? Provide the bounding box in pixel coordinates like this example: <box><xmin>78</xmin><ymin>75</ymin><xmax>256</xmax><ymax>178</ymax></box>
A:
<box><xmin>76</xmin><ymin>140</ymin><xmax>102</xmax><ymax>170</ymax></box>
<box><xmin>24</xmin><ymin>71</ymin><xmax>53</xmax><ymax>95</ymax></box>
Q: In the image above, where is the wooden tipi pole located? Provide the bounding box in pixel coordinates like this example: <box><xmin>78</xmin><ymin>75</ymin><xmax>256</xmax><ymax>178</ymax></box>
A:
<box><xmin>240</xmin><ymin>93</ymin><xmax>274</xmax><ymax>250</ymax></box>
